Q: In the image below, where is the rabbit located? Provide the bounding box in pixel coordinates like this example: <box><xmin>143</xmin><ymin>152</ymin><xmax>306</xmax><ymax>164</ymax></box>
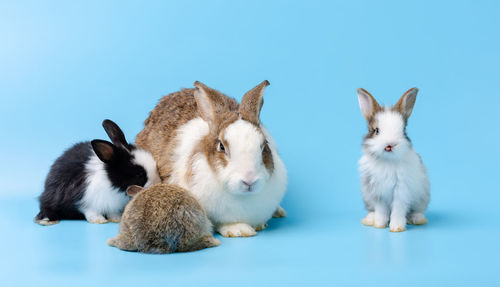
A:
<box><xmin>135</xmin><ymin>81</ymin><xmax>287</xmax><ymax>237</ymax></box>
<box><xmin>34</xmin><ymin>119</ymin><xmax>161</xmax><ymax>225</ymax></box>
<box><xmin>107</xmin><ymin>183</ymin><xmax>220</xmax><ymax>253</ymax></box>
<box><xmin>357</xmin><ymin>88</ymin><xmax>430</xmax><ymax>232</ymax></box>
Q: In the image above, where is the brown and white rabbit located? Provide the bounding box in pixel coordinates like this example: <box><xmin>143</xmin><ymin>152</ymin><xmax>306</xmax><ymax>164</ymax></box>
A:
<box><xmin>357</xmin><ymin>88</ymin><xmax>430</xmax><ymax>232</ymax></box>
<box><xmin>107</xmin><ymin>183</ymin><xmax>220</xmax><ymax>253</ymax></box>
<box><xmin>136</xmin><ymin>81</ymin><xmax>287</xmax><ymax>237</ymax></box>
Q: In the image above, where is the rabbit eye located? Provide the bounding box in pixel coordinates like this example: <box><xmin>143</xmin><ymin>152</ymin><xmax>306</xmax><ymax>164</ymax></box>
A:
<box><xmin>262</xmin><ymin>140</ymin><xmax>269</xmax><ymax>151</ymax></box>
<box><xmin>217</xmin><ymin>141</ymin><xmax>226</xmax><ymax>153</ymax></box>
<box><xmin>134</xmin><ymin>170</ymin><xmax>146</xmax><ymax>178</ymax></box>
<box><xmin>374</xmin><ymin>128</ymin><xmax>379</xmax><ymax>135</ymax></box>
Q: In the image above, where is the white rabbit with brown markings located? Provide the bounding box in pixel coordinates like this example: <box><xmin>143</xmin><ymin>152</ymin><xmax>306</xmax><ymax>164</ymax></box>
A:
<box><xmin>136</xmin><ymin>81</ymin><xmax>287</xmax><ymax>237</ymax></box>
<box><xmin>357</xmin><ymin>88</ymin><xmax>430</xmax><ymax>232</ymax></box>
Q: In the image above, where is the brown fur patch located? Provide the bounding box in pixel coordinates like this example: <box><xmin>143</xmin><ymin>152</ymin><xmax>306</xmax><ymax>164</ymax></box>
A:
<box><xmin>201</xmin><ymin>111</ymin><xmax>238</xmax><ymax>173</ymax></box>
<box><xmin>364</xmin><ymin>109</ymin><xmax>382</xmax><ymax>140</ymax></box>
<box><xmin>392</xmin><ymin>87</ymin><xmax>418</xmax><ymax>120</ymax></box>
<box><xmin>108</xmin><ymin>183</ymin><xmax>217</xmax><ymax>253</ymax></box>
<box><xmin>262</xmin><ymin>142</ymin><xmax>274</xmax><ymax>173</ymax></box>
<box><xmin>136</xmin><ymin>88</ymin><xmax>198</xmax><ymax>181</ymax></box>
<box><xmin>239</xmin><ymin>80</ymin><xmax>269</xmax><ymax>125</ymax></box>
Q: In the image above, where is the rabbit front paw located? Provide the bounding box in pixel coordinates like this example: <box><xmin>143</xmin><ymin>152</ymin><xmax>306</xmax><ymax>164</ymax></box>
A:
<box><xmin>389</xmin><ymin>218</ymin><xmax>407</xmax><ymax>232</ymax></box>
<box><xmin>218</xmin><ymin>223</ymin><xmax>257</xmax><ymax>237</ymax></box>
<box><xmin>373</xmin><ymin>209</ymin><xmax>389</xmax><ymax>228</ymax></box>
<box><xmin>85</xmin><ymin>212</ymin><xmax>108</xmax><ymax>224</ymax></box>
<box><xmin>361</xmin><ymin>212</ymin><xmax>374</xmax><ymax>226</ymax></box>
<box><xmin>107</xmin><ymin>214</ymin><xmax>122</xmax><ymax>223</ymax></box>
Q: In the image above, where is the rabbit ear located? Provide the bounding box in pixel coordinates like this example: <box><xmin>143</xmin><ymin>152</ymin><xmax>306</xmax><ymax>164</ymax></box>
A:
<box><xmin>239</xmin><ymin>80</ymin><xmax>270</xmax><ymax>125</ymax></box>
<box><xmin>102</xmin><ymin>119</ymin><xmax>129</xmax><ymax>151</ymax></box>
<box><xmin>357</xmin><ymin>88</ymin><xmax>381</xmax><ymax>121</ymax></box>
<box><xmin>91</xmin><ymin>140</ymin><xmax>115</xmax><ymax>163</ymax></box>
<box><xmin>394</xmin><ymin>88</ymin><xmax>418</xmax><ymax>120</ymax></box>
<box><xmin>193</xmin><ymin>81</ymin><xmax>221</xmax><ymax>126</ymax></box>
<box><xmin>126</xmin><ymin>185</ymin><xmax>143</xmax><ymax>197</ymax></box>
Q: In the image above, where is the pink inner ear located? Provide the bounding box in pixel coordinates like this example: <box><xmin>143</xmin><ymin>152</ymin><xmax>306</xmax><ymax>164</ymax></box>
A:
<box><xmin>358</xmin><ymin>94</ymin><xmax>372</xmax><ymax>118</ymax></box>
<box><xmin>126</xmin><ymin>185</ymin><xmax>143</xmax><ymax>196</ymax></box>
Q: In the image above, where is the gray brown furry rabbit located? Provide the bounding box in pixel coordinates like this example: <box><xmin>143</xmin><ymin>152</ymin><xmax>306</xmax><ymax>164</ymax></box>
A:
<box><xmin>107</xmin><ymin>183</ymin><xmax>220</xmax><ymax>253</ymax></box>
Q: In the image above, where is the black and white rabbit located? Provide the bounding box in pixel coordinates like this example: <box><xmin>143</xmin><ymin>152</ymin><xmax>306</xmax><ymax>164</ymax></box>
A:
<box><xmin>34</xmin><ymin>119</ymin><xmax>160</xmax><ymax>225</ymax></box>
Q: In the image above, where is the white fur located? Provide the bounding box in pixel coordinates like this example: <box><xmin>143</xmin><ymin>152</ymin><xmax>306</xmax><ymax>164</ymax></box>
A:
<box><xmin>359</xmin><ymin>109</ymin><xmax>430</xmax><ymax>232</ymax></box>
<box><xmin>78</xmin><ymin>154</ymin><xmax>130</xmax><ymax>223</ymax></box>
<box><xmin>78</xmin><ymin>149</ymin><xmax>160</xmax><ymax>223</ymax></box>
<box><xmin>132</xmin><ymin>148</ymin><xmax>161</xmax><ymax>188</ymax></box>
<box><xmin>170</xmin><ymin>117</ymin><xmax>209</xmax><ymax>188</ymax></box>
<box><xmin>363</xmin><ymin>111</ymin><xmax>411</xmax><ymax>159</ymax></box>
<box><xmin>169</xmin><ymin>118</ymin><xmax>287</xmax><ymax>233</ymax></box>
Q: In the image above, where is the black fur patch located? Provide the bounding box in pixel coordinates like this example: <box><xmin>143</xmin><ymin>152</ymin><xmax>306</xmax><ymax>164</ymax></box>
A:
<box><xmin>36</xmin><ymin>142</ymin><xmax>92</xmax><ymax>221</ymax></box>
<box><xmin>104</xmin><ymin>146</ymin><xmax>148</xmax><ymax>191</ymax></box>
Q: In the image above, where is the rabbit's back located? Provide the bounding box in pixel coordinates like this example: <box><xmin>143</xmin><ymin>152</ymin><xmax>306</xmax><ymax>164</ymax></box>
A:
<box><xmin>124</xmin><ymin>184</ymin><xmax>213</xmax><ymax>253</ymax></box>
<box><xmin>136</xmin><ymin>90</ymin><xmax>197</xmax><ymax>156</ymax></box>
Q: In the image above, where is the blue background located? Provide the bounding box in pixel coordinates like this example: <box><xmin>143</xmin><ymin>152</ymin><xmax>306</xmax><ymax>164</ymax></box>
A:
<box><xmin>1</xmin><ymin>0</ymin><xmax>499</xmax><ymax>286</ymax></box>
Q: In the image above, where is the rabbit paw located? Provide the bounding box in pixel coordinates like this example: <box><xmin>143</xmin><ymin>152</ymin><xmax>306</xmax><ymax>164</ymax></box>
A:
<box><xmin>218</xmin><ymin>223</ymin><xmax>257</xmax><ymax>237</ymax></box>
<box><xmin>373</xmin><ymin>212</ymin><xmax>389</xmax><ymax>228</ymax></box>
<box><xmin>253</xmin><ymin>223</ymin><xmax>268</xmax><ymax>231</ymax></box>
<box><xmin>35</xmin><ymin>218</ymin><xmax>60</xmax><ymax>226</ymax></box>
<box><xmin>389</xmin><ymin>225</ymin><xmax>407</xmax><ymax>232</ymax></box>
<box><xmin>408</xmin><ymin>213</ymin><xmax>427</xmax><ymax>225</ymax></box>
<box><xmin>107</xmin><ymin>215</ymin><xmax>121</xmax><ymax>223</ymax></box>
<box><xmin>361</xmin><ymin>212</ymin><xmax>374</xmax><ymax>226</ymax></box>
<box><xmin>272</xmin><ymin>206</ymin><xmax>287</xmax><ymax>218</ymax></box>
<box><xmin>389</xmin><ymin>219</ymin><xmax>407</xmax><ymax>232</ymax></box>
<box><xmin>85</xmin><ymin>213</ymin><xmax>108</xmax><ymax>224</ymax></box>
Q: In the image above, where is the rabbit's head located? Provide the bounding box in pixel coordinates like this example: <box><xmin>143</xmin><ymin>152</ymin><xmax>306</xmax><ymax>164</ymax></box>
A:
<box><xmin>91</xmin><ymin>119</ymin><xmax>160</xmax><ymax>191</ymax></box>
<box><xmin>193</xmin><ymin>81</ymin><xmax>274</xmax><ymax>195</ymax></box>
<box><xmin>357</xmin><ymin>88</ymin><xmax>418</xmax><ymax>160</ymax></box>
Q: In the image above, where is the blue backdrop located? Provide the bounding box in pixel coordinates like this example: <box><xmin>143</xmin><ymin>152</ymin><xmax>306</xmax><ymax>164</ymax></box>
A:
<box><xmin>1</xmin><ymin>0</ymin><xmax>499</xmax><ymax>286</ymax></box>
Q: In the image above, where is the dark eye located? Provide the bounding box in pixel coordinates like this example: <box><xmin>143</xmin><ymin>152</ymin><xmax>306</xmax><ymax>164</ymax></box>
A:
<box><xmin>135</xmin><ymin>171</ymin><xmax>145</xmax><ymax>178</ymax></box>
<box><xmin>374</xmin><ymin>128</ymin><xmax>379</xmax><ymax>135</ymax></box>
<box><xmin>217</xmin><ymin>141</ymin><xmax>226</xmax><ymax>153</ymax></box>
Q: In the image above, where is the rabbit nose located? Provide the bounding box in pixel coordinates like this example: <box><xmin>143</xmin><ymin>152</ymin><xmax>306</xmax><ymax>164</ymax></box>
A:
<box><xmin>242</xmin><ymin>179</ymin><xmax>256</xmax><ymax>187</ymax></box>
<box><xmin>385</xmin><ymin>145</ymin><xmax>393</xmax><ymax>152</ymax></box>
